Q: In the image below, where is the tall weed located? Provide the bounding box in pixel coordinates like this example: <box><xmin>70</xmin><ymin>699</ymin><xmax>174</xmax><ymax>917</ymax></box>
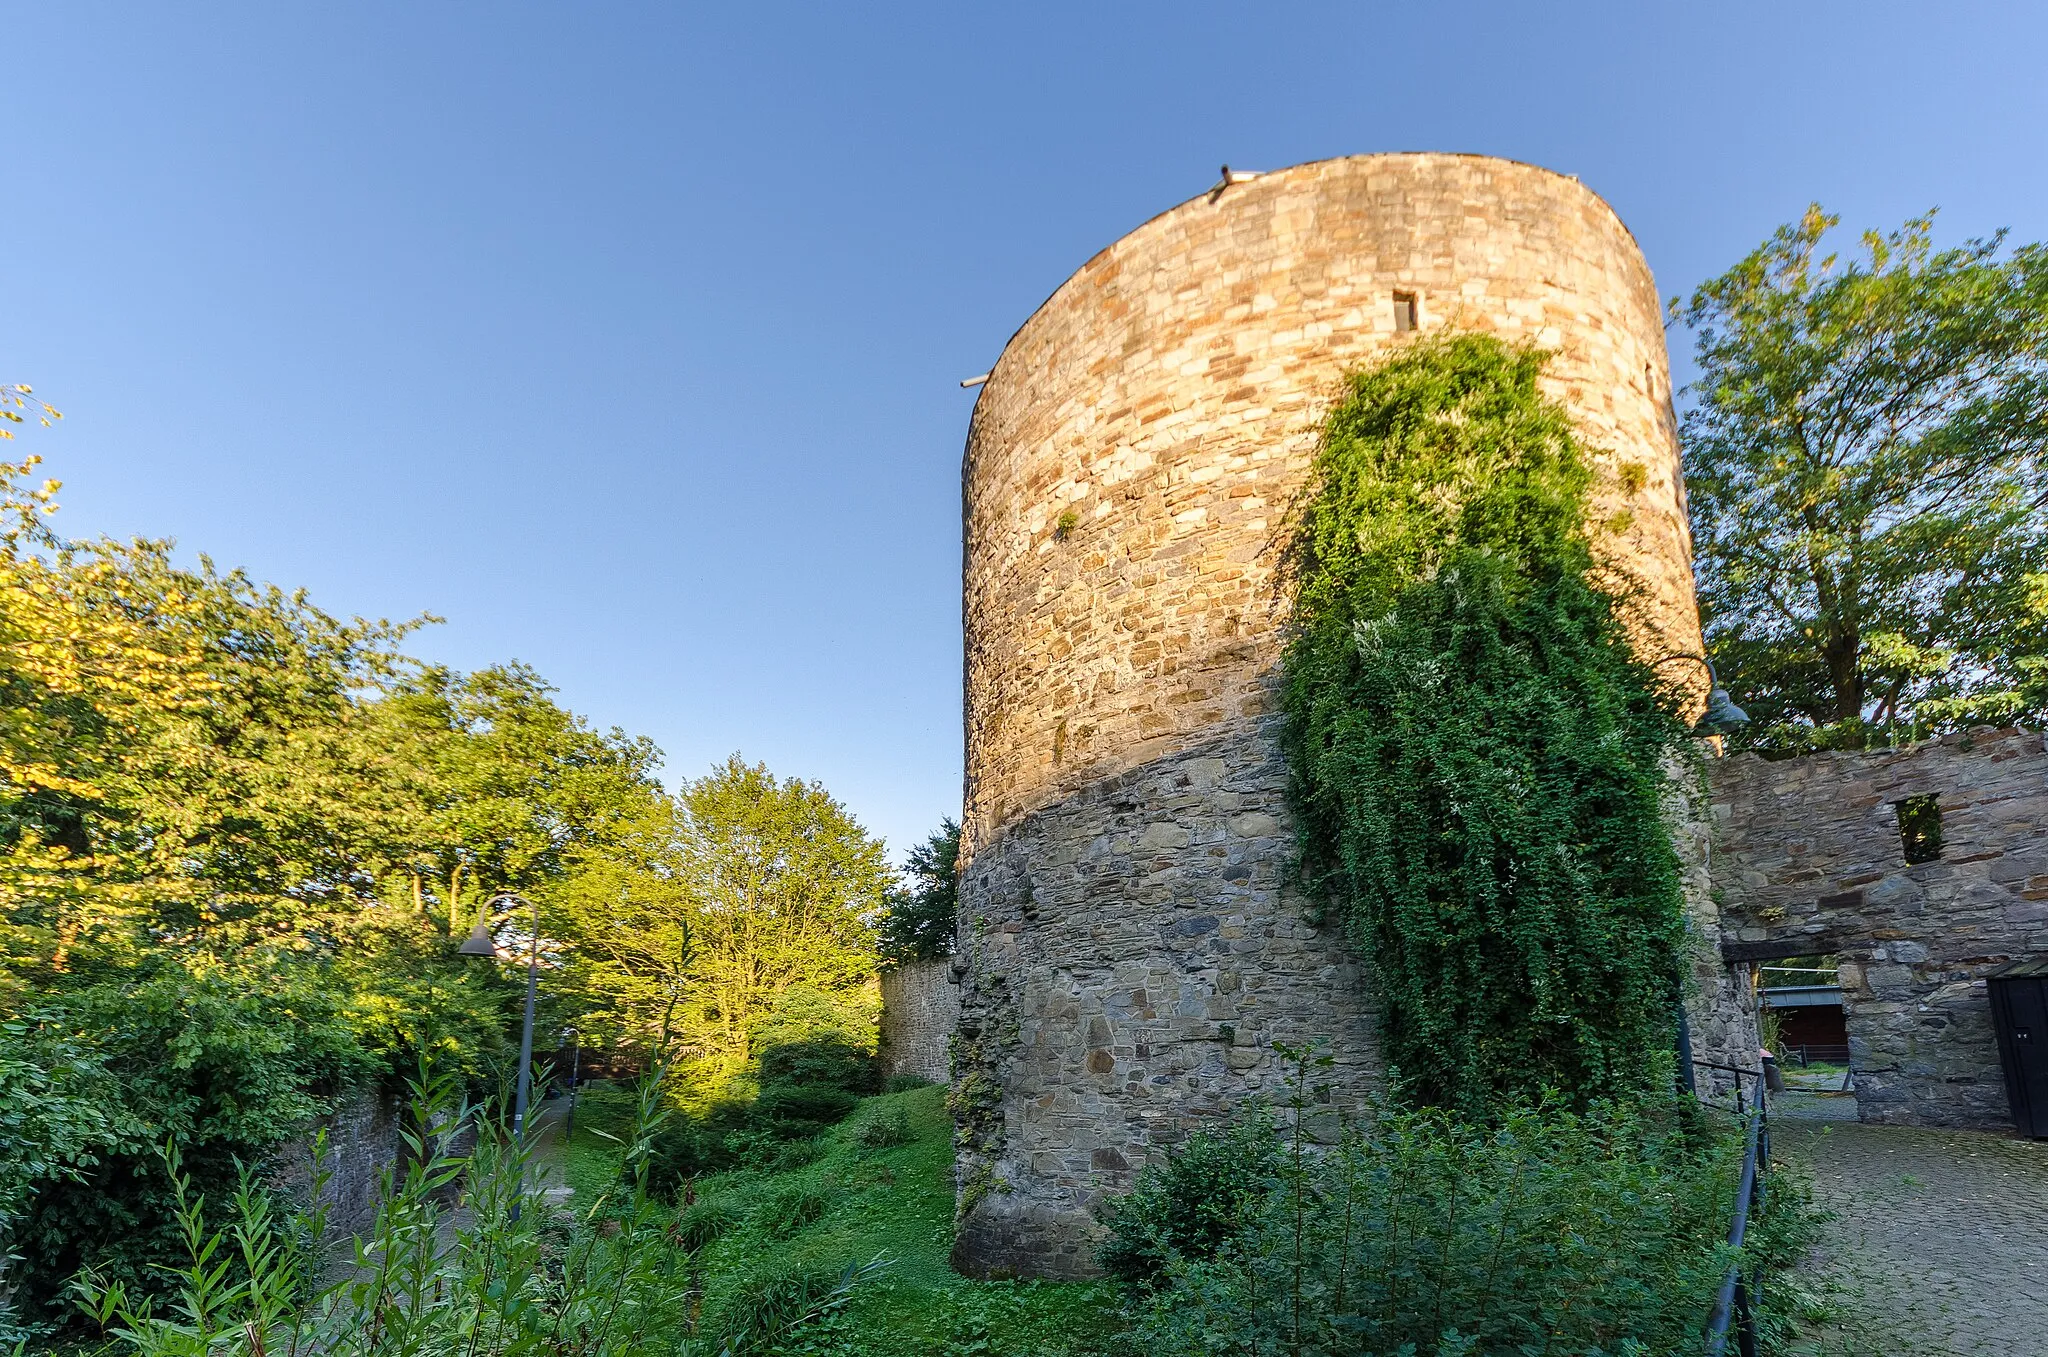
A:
<box><xmin>74</xmin><ymin>1064</ymin><xmax>882</xmax><ymax>1357</ymax></box>
<box><xmin>1112</xmin><ymin>1047</ymin><xmax>1808</xmax><ymax>1356</ymax></box>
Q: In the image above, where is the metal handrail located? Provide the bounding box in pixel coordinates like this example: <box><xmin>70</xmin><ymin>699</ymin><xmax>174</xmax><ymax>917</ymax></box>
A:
<box><xmin>1701</xmin><ymin>1062</ymin><xmax>1769</xmax><ymax>1357</ymax></box>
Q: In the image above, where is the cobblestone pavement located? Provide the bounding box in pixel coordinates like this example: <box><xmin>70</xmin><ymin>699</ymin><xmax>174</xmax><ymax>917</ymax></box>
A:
<box><xmin>1777</xmin><ymin>1122</ymin><xmax>2048</xmax><ymax>1354</ymax></box>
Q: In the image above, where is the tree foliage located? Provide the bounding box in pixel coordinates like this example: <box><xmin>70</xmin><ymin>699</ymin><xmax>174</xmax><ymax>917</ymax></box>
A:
<box><xmin>1677</xmin><ymin>207</ymin><xmax>2048</xmax><ymax>749</ymax></box>
<box><xmin>1280</xmin><ymin>337</ymin><xmax>1689</xmax><ymax>1113</ymax></box>
<box><xmin>877</xmin><ymin>818</ymin><xmax>958</xmax><ymax>965</ymax></box>
<box><xmin>0</xmin><ymin>431</ymin><xmax>660</xmax><ymax>1313</ymax></box>
<box><xmin>552</xmin><ymin>756</ymin><xmax>889</xmax><ymax>1101</ymax></box>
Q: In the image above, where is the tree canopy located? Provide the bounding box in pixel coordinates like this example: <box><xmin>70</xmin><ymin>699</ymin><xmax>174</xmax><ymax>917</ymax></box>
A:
<box><xmin>877</xmin><ymin>817</ymin><xmax>958</xmax><ymax>966</ymax></box>
<box><xmin>1676</xmin><ymin>207</ymin><xmax>2048</xmax><ymax>749</ymax></box>
<box><xmin>552</xmin><ymin>756</ymin><xmax>891</xmax><ymax>1101</ymax></box>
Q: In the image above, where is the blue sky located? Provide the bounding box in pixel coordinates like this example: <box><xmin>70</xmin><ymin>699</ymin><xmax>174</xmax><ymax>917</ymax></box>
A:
<box><xmin>3</xmin><ymin>3</ymin><xmax>2043</xmax><ymax>858</ymax></box>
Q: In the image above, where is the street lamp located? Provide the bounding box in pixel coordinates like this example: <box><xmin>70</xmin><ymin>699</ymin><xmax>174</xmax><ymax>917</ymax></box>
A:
<box><xmin>1652</xmin><ymin>653</ymin><xmax>1749</xmax><ymax>734</ymax></box>
<box><xmin>561</xmin><ymin>1026</ymin><xmax>580</xmax><ymax>1142</ymax></box>
<box><xmin>458</xmin><ymin>892</ymin><xmax>542</xmax><ymax>1208</ymax></box>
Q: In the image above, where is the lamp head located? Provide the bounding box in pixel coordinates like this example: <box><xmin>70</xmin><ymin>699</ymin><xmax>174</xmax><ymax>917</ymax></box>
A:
<box><xmin>457</xmin><ymin>921</ymin><xmax>499</xmax><ymax>958</ymax></box>
<box><xmin>1701</xmin><ymin>686</ymin><xmax>1750</xmax><ymax>731</ymax></box>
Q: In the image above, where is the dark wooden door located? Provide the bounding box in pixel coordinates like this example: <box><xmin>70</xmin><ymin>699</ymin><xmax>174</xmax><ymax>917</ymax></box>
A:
<box><xmin>1995</xmin><ymin>976</ymin><xmax>2048</xmax><ymax>1137</ymax></box>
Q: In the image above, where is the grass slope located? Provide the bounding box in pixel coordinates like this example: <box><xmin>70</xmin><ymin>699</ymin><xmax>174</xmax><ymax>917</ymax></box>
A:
<box><xmin>559</xmin><ymin>1083</ymin><xmax>1122</xmax><ymax>1356</ymax></box>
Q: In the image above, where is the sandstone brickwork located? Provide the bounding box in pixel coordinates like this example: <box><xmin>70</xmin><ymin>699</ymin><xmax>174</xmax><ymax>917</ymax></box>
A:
<box><xmin>879</xmin><ymin>959</ymin><xmax>960</xmax><ymax>1084</ymax></box>
<box><xmin>955</xmin><ymin>154</ymin><xmax>1710</xmax><ymax>1276</ymax></box>
<box><xmin>1708</xmin><ymin>728</ymin><xmax>2048</xmax><ymax>1129</ymax></box>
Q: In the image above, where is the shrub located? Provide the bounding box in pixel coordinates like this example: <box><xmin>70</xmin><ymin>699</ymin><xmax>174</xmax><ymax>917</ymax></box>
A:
<box><xmin>1119</xmin><ymin>1097</ymin><xmax>1783</xmax><ymax>1356</ymax></box>
<box><xmin>753</xmin><ymin>1180</ymin><xmax>835</xmax><ymax>1239</ymax></box>
<box><xmin>757</xmin><ymin>1035</ymin><xmax>879</xmax><ymax>1097</ymax></box>
<box><xmin>766</xmin><ymin>1136</ymin><xmax>825</xmax><ymax>1172</ymax></box>
<box><xmin>716</xmin><ymin>1261</ymin><xmax>885</xmax><ymax>1356</ymax></box>
<box><xmin>639</xmin><ymin>1117</ymin><xmax>716</xmax><ymax>1197</ymax></box>
<box><xmin>850</xmin><ymin>1103</ymin><xmax>913</xmax><ymax>1151</ymax></box>
<box><xmin>76</xmin><ymin>1070</ymin><xmax>881</xmax><ymax>1357</ymax></box>
<box><xmin>4</xmin><ymin>970</ymin><xmax>376</xmax><ymax>1323</ymax></box>
<box><xmin>675</xmin><ymin>1198</ymin><xmax>741</xmax><ymax>1251</ymax></box>
<box><xmin>752</xmin><ymin>1082</ymin><xmax>860</xmax><ymax>1134</ymax></box>
<box><xmin>1097</xmin><ymin>1113</ymin><xmax>1283</xmax><ymax>1287</ymax></box>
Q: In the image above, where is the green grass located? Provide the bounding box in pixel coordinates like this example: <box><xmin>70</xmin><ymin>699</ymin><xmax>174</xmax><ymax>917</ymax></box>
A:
<box><xmin>552</xmin><ymin>1083</ymin><xmax>1123</xmax><ymax>1356</ymax></box>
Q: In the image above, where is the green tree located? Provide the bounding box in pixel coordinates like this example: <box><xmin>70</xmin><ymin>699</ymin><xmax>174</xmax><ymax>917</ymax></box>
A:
<box><xmin>1676</xmin><ymin>207</ymin><xmax>2048</xmax><ymax>749</ymax></box>
<box><xmin>553</xmin><ymin>756</ymin><xmax>889</xmax><ymax>1099</ymax></box>
<box><xmin>0</xmin><ymin>421</ymin><xmax>682</xmax><ymax>1320</ymax></box>
<box><xmin>878</xmin><ymin>817</ymin><xmax>958</xmax><ymax>965</ymax></box>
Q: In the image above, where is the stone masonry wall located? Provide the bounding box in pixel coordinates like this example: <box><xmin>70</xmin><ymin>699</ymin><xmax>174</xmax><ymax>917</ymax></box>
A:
<box><xmin>269</xmin><ymin>1085</ymin><xmax>405</xmax><ymax>1239</ymax></box>
<box><xmin>950</xmin><ymin>731</ymin><xmax>1382</xmax><ymax>1277</ymax></box>
<box><xmin>1708</xmin><ymin>728</ymin><xmax>2048</xmax><ymax>1129</ymax></box>
<box><xmin>956</xmin><ymin>154</ymin><xmax>1706</xmax><ymax>1276</ymax></box>
<box><xmin>1669</xmin><ymin>751</ymin><xmax>1765</xmax><ymax>1091</ymax></box>
<box><xmin>879</xmin><ymin>959</ymin><xmax>960</xmax><ymax>1084</ymax></box>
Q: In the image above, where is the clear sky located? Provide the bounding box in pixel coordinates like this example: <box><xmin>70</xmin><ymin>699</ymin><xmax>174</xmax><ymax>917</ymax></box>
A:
<box><xmin>3</xmin><ymin>3</ymin><xmax>2043</xmax><ymax>858</ymax></box>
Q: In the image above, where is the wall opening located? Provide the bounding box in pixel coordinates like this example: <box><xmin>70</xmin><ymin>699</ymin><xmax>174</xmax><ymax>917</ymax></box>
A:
<box><xmin>1392</xmin><ymin>291</ymin><xmax>1419</xmax><ymax>332</ymax></box>
<box><xmin>1896</xmin><ymin>793</ymin><xmax>1943</xmax><ymax>864</ymax></box>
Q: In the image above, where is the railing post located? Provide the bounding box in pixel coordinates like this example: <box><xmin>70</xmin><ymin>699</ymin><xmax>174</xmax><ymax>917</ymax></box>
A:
<box><xmin>1705</xmin><ymin>1066</ymin><xmax>1767</xmax><ymax>1357</ymax></box>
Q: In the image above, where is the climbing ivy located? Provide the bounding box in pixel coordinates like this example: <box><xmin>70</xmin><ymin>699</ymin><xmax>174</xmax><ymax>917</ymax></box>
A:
<box><xmin>1280</xmin><ymin>336</ymin><xmax>1689</xmax><ymax>1114</ymax></box>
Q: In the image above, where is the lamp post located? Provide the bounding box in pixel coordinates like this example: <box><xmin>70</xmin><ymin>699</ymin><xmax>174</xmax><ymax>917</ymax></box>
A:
<box><xmin>1652</xmin><ymin>653</ymin><xmax>1750</xmax><ymax>734</ymax></box>
<box><xmin>458</xmin><ymin>892</ymin><xmax>541</xmax><ymax>1208</ymax></box>
<box><xmin>561</xmin><ymin>1026</ymin><xmax>580</xmax><ymax>1142</ymax></box>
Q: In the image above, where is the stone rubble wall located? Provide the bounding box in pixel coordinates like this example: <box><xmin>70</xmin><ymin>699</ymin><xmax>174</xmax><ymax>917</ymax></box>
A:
<box><xmin>1707</xmin><ymin>728</ymin><xmax>2048</xmax><ymax>1129</ymax></box>
<box><xmin>1668</xmin><ymin>750</ymin><xmax>1765</xmax><ymax>1093</ymax></box>
<box><xmin>269</xmin><ymin>1085</ymin><xmax>405</xmax><ymax>1239</ymax></box>
<box><xmin>957</xmin><ymin>154</ymin><xmax>1703</xmax><ymax>1276</ymax></box>
<box><xmin>950</xmin><ymin>731</ymin><xmax>1382</xmax><ymax>1277</ymax></box>
<box><xmin>879</xmin><ymin>959</ymin><xmax>960</xmax><ymax>1084</ymax></box>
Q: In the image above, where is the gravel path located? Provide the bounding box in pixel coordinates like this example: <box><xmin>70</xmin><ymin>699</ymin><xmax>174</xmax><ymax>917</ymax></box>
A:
<box><xmin>1777</xmin><ymin>1122</ymin><xmax>2048</xmax><ymax>1354</ymax></box>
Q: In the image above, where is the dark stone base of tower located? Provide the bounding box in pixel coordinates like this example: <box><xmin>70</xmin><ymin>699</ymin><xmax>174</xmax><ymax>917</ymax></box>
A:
<box><xmin>949</xmin><ymin>730</ymin><xmax>1381</xmax><ymax>1278</ymax></box>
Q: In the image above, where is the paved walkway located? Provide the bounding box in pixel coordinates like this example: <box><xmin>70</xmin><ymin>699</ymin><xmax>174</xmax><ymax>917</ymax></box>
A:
<box><xmin>1778</xmin><ymin>1122</ymin><xmax>2048</xmax><ymax>1354</ymax></box>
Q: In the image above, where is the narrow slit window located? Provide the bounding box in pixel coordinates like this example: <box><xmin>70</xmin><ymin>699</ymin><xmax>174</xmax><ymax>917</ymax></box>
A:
<box><xmin>1392</xmin><ymin>291</ymin><xmax>1419</xmax><ymax>332</ymax></box>
<box><xmin>1896</xmin><ymin>794</ymin><xmax>1943</xmax><ymax>864</ymax></box>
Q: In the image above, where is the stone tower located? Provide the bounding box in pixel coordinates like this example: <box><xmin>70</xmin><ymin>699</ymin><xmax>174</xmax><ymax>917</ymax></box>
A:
<box><xmin>953</xmin><ymin>153</ymin><xmax>1706</xmax><ymax>1277</ymax></box>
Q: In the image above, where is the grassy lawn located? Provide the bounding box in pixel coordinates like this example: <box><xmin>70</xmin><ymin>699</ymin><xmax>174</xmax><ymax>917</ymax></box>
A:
<box><xmin>553</xmin><ymin>1083</ymin><xmax>1123</xmax><ymax>1356</ymax></box>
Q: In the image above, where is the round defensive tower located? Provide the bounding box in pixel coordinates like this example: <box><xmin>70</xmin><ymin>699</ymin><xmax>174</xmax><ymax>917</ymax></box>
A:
<box><xmin>952</xmin><ymin>153</ymin><xmax>1704</xmax><ymax>1277</ymax></box>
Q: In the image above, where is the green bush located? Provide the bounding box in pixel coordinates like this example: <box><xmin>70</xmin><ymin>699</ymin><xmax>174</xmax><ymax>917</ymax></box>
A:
<box><xmin>758</xmin><ymin>1034</ymin><xmax>879</xmax><ymax>1096</ymax></box>
<box><xmin>753</xmin><ymin>1180</ymin><xmax>835</xmax><ymax>1239</ymax></box>
<box><xmin>1119</xmin><ymin>1098</ymin><xmax>1786</xmax><ymax>1356</ymax></box>
<box><xmin>1280</xmin><ymin>336</ymin><xmax>1691</xmax><ymax>1111</ymax></box>
<box><xmin>675</xmin><ymin>1197</ymin><xmax>741</xmax><ymax>1251</ymax></box>
<box><xmin>849</xmin><ymin>1103</ymin><xmax>913</xmax><ymax>1150</ymax></box>
<box><xmin>637</xmin><ymin>1037</ymin><xmax>877</xmax><ymax>1194</ymax></box>
<box><xmin>75</xmin><ymin>1070</ymin><xmax>881</xmax><ymax>1357</ymax></box>
<box><xmin>4</xmin><ymin>969</ymin><xmax>376</xmax><ymax>1323</ymax></box>
<box><xmin>1097</xmin><ymin>1114</ymin><xmax>1283</xmax><ymax>1287</ymax></box>
<box><xmin>715</xmin><ymin>1261</ymin><xmax>883</xmax><ymax>1356</ymax></box>
<box><xmin>639</xmin><ymin>1118</ymin><xmax>717</xmax><ymax>1198</ymax></box>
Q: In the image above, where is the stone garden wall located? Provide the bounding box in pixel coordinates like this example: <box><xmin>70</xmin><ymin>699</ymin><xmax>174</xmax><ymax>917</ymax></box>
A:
<box><xmin>879</xmin><ymin>959</ymin><xmax>960</xmax><ymax>1084</ymax></box>
<box><xmin>270</xmin><ymin>1085</ymin><xmax>405</xmax><ymax>1239</ymax></box>
<box><xmin>1708</xmin><ymin>728</ymin><xmax>2048</xmax><ymax>1129</ymax></box>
